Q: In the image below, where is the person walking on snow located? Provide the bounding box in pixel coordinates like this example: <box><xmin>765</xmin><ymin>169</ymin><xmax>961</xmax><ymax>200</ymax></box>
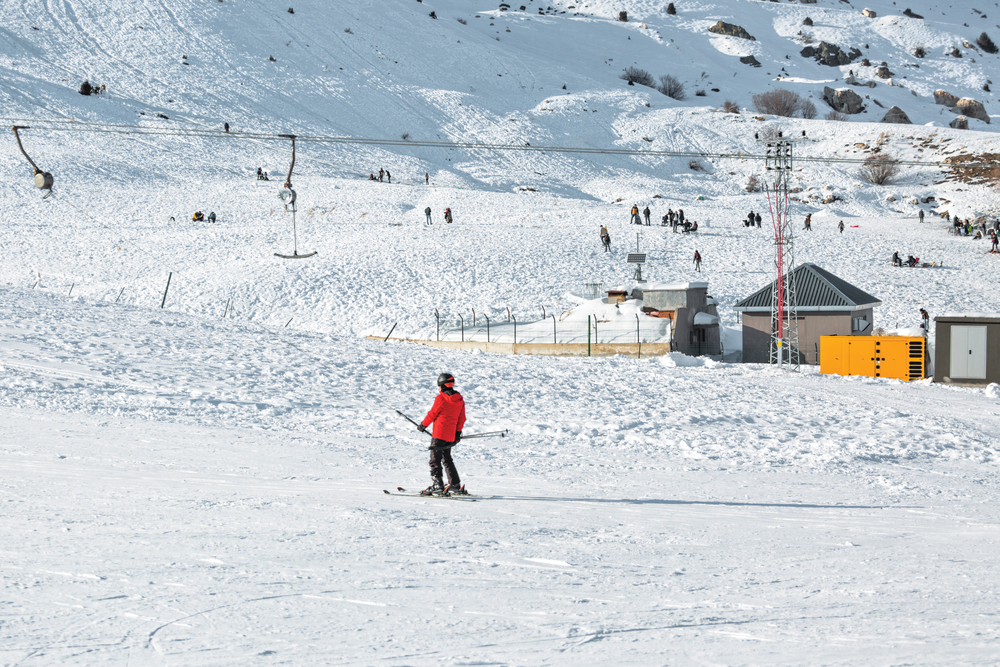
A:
<box><xmin>804</xmin><ymin>213</ymin><xmax>812</xmax><ymax>231</ymax></box>
<box><xmin>630</xmin><ymin>204</ymin><xmax>641</xmax><ymax>225</ymax></box>
<box><xmin>643</xmin><ymin>206</ymin><xmax>651</xmax><ymax>226</ymax></box>
<box><xmin>693</xmin><ymin>249</ymin><xmax>702</xmax><ymax>272</ymax></box>
<box><xmin>920</xmin><ymin>308</ymin><xmax>930</xmax><ymax>331</ymax></box>
<box><xmin>838</xmin><ymin>220</ymin><xmax>845</xmax><ymax>234</ymax></box>
<box><xmin>417</xmin><ymin>373</ymin><xmax>469</xmax><ymax>496</ymax></box>
<box><xmin>600</xmin><ymin>225</ymin><xmax>611</xmax><ymax>251</ymax></box>
<box><xmin>918</xmin><ymin>209</ymin><xmax>925</xmax><ymax>224</ymax></box>
<box><xmin>755</xmin><ymin>212</ymin><xmax>761</xmax><ymax>228</ymax></box>
<box><xmin>425</xmin><ymin>172</ymin><xmax>429</xmax><ymax>185</ymax></box>
<box><xmin>386</xmin><ymin>170</ymin><xmax>391</xmax><ymax>184</ymax></box>
<box><xmin>425</xmin><ymin>206</ymin><xmax>432</xmax><ymax>225</ymax></box>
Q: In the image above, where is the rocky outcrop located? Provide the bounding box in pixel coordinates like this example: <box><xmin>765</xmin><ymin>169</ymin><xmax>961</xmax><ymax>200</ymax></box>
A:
<box><xmin>823</xmin><ymin>86</ymin><xmax>865</xmax><ymax>114</ymax></box>
<box><xmin>880</xmin><ymin>106</ymin><xmax>912</xmax><ymax>124</ymax></box>
<box><xmin>740</xmin><ymin>54</ymin><xmax>762</xmax><ymax>67</ymax></box>
<box><xmin>862</xmin><ymin>7</ymin><xmax>877</xmax><ymax>17</ymax></box>
<box><xmin>934</xmin><ymin>90</ymin><xmax>960</xmax><ymax>107</ymax></box>
<box><xmin>903</xmin><ymin>8</ymin><xmax>923</xmax><ymax>18</ymax></box>
<box><xmin>708</xmin><ymin>21</ymin><xmax>756</xmax><ymax>40</ymax></box>
<box><xmin>949</xmin><ymin>116</ymin><xmax>969</xmax><ymax>130</ymax></box>
<box><xmin>845</xmin><ymin>73</ymin><xmax>877</xmax><ymax>88</ymax></box>
<box><xmin>875</xmin><ymin>64</ymin><xmax>893</xmax><ymax>79</ymax></box>
<box><xmin>954</xmin><ymin>98</ymin><xmax>989</xmax><ymax>124</ymax></box>
<box><xmin>801</xmin><ymin>41</ymin><xmax>862</xmax><ymax>67</ymax></box>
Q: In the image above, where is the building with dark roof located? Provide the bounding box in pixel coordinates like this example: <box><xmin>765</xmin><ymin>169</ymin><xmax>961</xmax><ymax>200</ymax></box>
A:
<box><xmin>733</xmin><ymin>263</ymin><xmax>882</xmax><ymax>364</ymax></box>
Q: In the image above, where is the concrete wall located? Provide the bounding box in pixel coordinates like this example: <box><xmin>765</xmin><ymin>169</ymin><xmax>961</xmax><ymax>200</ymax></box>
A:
<box><xmin>934</xmin><ymin>318</ymin><xmax>1000</xmax><ymax>385</ymax></box>
<box><xmin>742</xmin><ymin>310</ymin><xmax>869</xmax><ymax>364</ymax></box>
<box><xmin>641</xmin><ymin>287</ymin><xmax>720</xmax><ymax>356</ymax></box>
<box><xmin>367</xmin><ymin>337</ymin><xmax>673</xmax><ymax>358</ymax></box>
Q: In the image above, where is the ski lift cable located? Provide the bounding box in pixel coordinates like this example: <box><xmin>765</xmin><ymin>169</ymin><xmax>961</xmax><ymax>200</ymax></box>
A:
<box><xmin>3</xmin><ymin>116</ymin><xmax>1000</xmax><ymax>170</ymax></box>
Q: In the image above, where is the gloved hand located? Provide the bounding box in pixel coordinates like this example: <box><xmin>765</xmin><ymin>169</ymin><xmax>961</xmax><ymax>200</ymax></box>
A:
<box><xmin>417</xmin><ymin>424</ymin><xmax>427</xmax><ymax>433</ymax></box>
<box><xmin>454</xmin><ymin>430</ymin><xmax>462</xmax><ymax>443</ymax></box>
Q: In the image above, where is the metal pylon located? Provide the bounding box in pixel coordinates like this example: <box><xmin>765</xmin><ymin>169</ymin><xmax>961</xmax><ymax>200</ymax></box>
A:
<box><xmin>758</xmin><ymin>131</ymin><xmax>806</xmax><ymax>370</ymax></box>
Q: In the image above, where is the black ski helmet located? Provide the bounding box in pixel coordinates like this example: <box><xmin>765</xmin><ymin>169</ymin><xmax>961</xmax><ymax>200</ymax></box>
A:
<box><xmin>437</xmin><ymin>373</ymin><xmax>455</xmax><ymax>389</ymax></box>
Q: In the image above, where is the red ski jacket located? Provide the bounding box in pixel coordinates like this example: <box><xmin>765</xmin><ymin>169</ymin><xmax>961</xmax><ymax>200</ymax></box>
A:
<box><xmin>422</xmin><ymin>390</ymin><xmax>466</xmax><ymax>441</ymax></box>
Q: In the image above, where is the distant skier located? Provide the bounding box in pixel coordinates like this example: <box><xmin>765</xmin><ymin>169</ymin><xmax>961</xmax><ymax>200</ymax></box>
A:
<box><xmin>425</xmin><ymin>206</ymin><xmax>432</xmax><ymax>225</ymax></box>
<box><xmin>643</xmin><ymin>206</ymin><xmax>651</xmax><ymax>226</ymax></box>
<box><xmin>838</xmin><ymin>220</ymin><xmax>845</xmax><ymax>234</ymax></box>
<box><xmin>693</xmin><ymin>249</ymin><xmax>702</xmax><ymax>272</ymax></box>
<box><xmin>416</xmin><ymin>373</ymin><xmax>469</xmax><ymax>497</ymax></box>
<box><xmin>600</xmin><ymin>225</ymin><xmax>611</xmax><ymax>251</ymax></box>
<box><xmin>630</xmin><ymin>204</ymin><xmax>640</xmax><ymax>225</ymax></box>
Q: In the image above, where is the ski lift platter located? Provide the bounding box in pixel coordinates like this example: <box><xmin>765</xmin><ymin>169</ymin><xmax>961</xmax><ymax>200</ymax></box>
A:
<box><xmin>274</xmin><ymin>134</ymin><xmax>317</xmax><ymax>260</ymax></box>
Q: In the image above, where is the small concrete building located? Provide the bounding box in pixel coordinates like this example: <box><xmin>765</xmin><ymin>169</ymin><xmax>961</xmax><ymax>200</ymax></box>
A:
<box><xmin>733</xmin><ymin>263</ymin><xmax>882</xmax><ymax>364</ymax></box>
<box><xmin>934</xmin><ymin>314</ymin><xmax>1000</xmax><ymax>385</ymax></box>
<box><xmin>633</xmin><ymin>282</ymin><xmax>721</xmax><ymax>356</ymax></box>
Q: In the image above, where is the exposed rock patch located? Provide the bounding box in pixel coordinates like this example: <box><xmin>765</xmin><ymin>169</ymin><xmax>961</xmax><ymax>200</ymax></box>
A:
<box><xmin>708</xmin><ymin>21</ymin><xmax>756</xmax><ymax>40</ymax></box>
<box><xmin>823</xmin><ymin>86</ymin><xmax>865</xmax><ymax>114</ymax></box>
<box><xmin>949</xmin><ymin>116</ymin><xmax>969</xmax><ymax>130</ymax></box>
<box><xmin>801</xmin><ymin>41</ymin><xmax>862</xmax><ymax>67</ymax></box>
<box><xmin>880</xmin><ymin>106</ymin><xmax>912</xmax><ymax>124</ymax></box>
<box><xmin>954</xmin><ymin>98</ymin><xmax>989</xmax><ymax>124</ymax></box>
<box><xmin>862</xmin><ymin>8</ymin><xmax>877</xmax><ymax>18</ymax></box>
<box><xmin>934</xmin><ymin>90</ymin><xmax>960</xmax><ymax>107</ymax></box>
<box><xmin>740</xmin><ymin>54</ymin><xmax>762</xmax><ymax>67</ymax></box>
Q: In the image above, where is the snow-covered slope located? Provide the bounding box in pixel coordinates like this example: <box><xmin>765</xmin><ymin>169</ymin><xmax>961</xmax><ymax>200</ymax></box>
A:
<box><xmin>3</xmin><ymin>1</ymin><xmax>1000</xmax><ymax>664</ymax></box>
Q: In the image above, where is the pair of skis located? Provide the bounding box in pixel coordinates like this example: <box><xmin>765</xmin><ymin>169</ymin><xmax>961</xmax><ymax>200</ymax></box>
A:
<box><xmin>383</xmin><ymin>487</ymin><xmax>480</xmax><ymax>502</ymax></box>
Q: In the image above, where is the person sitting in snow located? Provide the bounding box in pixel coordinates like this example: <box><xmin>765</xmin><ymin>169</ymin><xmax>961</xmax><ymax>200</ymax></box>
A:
<box><xmin>906</xmin><ymin>255</ymin><xmax>919</xmax><ymax>267</ymax></box>
<box><xmin>192</xmin><ymin>211</ymin><xmax>205</xmax><ymax>222</ymax></box>
<box><xmin>892</xmin><ymin>251</ymin><xmax>902</xmax><ymax>267</ymax></box>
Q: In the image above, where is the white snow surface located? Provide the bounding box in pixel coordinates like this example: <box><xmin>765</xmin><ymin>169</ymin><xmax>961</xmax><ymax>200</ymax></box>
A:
<box><xmin>2</xmin><ymin>0</ymin><xmax>1000</xmax><ymax>664</ymax></box>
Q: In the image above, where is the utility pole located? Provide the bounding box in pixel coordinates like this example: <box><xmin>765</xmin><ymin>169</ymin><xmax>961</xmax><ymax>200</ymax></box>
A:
<box><xmin>758</xmin><ymin>130</ymin><xmax>806</xmax><ymax>369</ymax></box>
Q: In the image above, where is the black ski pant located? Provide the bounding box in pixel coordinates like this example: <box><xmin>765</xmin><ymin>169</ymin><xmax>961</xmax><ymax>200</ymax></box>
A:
<box><xmin>429</xmin><ymin>438</ymin><xmax>460</xmax><ymax>486</ymax></box>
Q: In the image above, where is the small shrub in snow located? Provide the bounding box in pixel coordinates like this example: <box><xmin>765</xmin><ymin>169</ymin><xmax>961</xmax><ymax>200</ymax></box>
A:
<box><xmin>287</xmin><ymin>7</ymin><xmax>294</xmax><ymax>13</ymax></box>
<box><xmin>689</xmin><ymin>159</ymin><xmax>704</xmax><ymax>171</ymax></box>
<box><xmin>429</xmin><ymin>11</ymin><xmax>437</xmax><ymax>19</ymax></box>
<box><xmin>79</xmin><ymin>80</ymin><xmax>93</xmax><ymax>96</ymax></box>
<box><xmin>752</xmin><ymin>89</ymin><xmax>804</xmax><ymax>117</ymax></box>
<box><xmin>800</xmin><ymin>99</ymin><xmax>817</xmax><ymax>119</ymax></box>
<box><xmin>344</xmin><ymin>27</ymin><xmax>353</xmax><ymax>33</ymax></box>
<box><xmin>401</xmin><ymin>132</ymin><xmax>410</xmax><ymax>141</ymax></box>
<box><xmin>722</xmin><ymin>100</ymin><xmax>740</xmax><ymax>114</ymax></box>
<box><xmin>860</xmin><ymin>153</ymin><xmax>901</xmax><ymax>185</ymax></box>
<box><xmin>913</xmin><ymin>45</ymin><xmax>926</xmax><ymax>58</ymax></box>
<box><xmin>620</xmin><ymin>67</ymin><xmax>655</xmax><ymax>88</ymax></box>
<box><xmin>695</xmin><ymin>89</ymin><xmax>706</xmax><ymax>97</ymax></box>
<box><xmin>985</xmin><ymin>83</ymin><xmax>992</xmax><ymax>92</ymax></box>
<box><xmin>802</xmin><ymin>16</ymin><xmax>813</xmax><ymax>26</ymax></box>
<box><xmin>977</xmin><ymin>32</ymin><xmax>999</xmax><ymax>54</ymax></box>
<box><xmin>657</xmin><ymin>74</ymin><xmax>686</xmax><ymax>100</ymax></box>
<box><xmin>457</xmin><ymin>17</ymin><xmax>467</xmax><ymax>24</ymax></box>
<box><xmin>666</xmin><ymin>2</ymin><xmax>676</xmax><ymax>15</ymax></box>
<box><xmin>618</xmin><ymin>10</ymin><xmax>628</xmax><ymax>21</ymax></box>
<box><xmin>950</xmin><ymin>46</ymin><xmax>962</xmax><ymax>58</ymax></box>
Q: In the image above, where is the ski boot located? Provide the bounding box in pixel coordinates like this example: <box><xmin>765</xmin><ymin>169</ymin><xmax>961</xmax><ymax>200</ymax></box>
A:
<box><xmin>421</xmin><ymin>478</ymin><xmax>447</xmax><ymax>496</ymax></box>
<box><xmin>446</xmin><ymin>483</ymin><xmax>470</xmax><ymax>497</ymax></box>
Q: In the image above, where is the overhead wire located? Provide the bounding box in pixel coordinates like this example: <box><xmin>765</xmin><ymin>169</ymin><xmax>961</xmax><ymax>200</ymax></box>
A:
<box><xmin>3</xmin><ymin>116</ymin><xmax>999</xmax><ymax>170</ymax></box>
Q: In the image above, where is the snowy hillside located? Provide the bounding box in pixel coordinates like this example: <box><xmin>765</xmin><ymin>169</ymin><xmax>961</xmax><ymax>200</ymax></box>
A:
<box><xmin>3</xmin><ymin>1</ymin><xmax>1000</xmax><ymax>664</ymax></box>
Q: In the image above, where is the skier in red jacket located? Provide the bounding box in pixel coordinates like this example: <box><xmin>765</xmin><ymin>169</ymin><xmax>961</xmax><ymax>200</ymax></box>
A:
<box><xmin>417</xmin><ymin>373</ymin><xmax>469</xmax><ymax>496</ymax></box>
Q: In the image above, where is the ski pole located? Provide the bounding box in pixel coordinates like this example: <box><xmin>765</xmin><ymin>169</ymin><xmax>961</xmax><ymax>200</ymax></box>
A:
<box><xmin>460</xmin><ymin>430</ymin><xmax>510</xmax><ymax>440</ymax></box>
<box><xmin>395</xmin><ymin>409</ymin><xmax>431</xmax><ymax>436</ymax></box>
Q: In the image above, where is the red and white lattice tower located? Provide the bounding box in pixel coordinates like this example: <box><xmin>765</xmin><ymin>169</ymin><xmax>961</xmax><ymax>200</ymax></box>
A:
<box><xmin>758</xmin><ymin>131</ymin><xmax>806</xmax><ymax>369</ymax></box>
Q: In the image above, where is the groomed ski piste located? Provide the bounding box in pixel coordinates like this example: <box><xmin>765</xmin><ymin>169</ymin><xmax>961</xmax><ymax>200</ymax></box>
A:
<box><xmin>2</xmin><ymin>0</ymin><xmax>1000</xmax><ymax>664</ymax></box>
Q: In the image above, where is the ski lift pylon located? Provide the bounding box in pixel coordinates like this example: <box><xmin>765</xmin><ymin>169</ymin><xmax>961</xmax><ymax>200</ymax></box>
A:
<box><xmin>274</xmin><ymin>134</ymin><xmax>316</xmax><ymax>259</ymax></box>
<box><xmin>12</xmin><ymin>126</ymin><xmax>54</xmax><ymax>198</ymax></box>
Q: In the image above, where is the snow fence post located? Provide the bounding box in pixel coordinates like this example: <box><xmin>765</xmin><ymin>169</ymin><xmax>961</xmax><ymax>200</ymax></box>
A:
<box><xmin>485</xmin><ymin>314</ymin><xmax>490</xmax><ymax>343</ymax></box>
<box><xmin>552</xmin><ymin>314</ymin><xmax>556</xmax><ymax>344</ymax></box>
<box><xmin>512</xmin><ymin>313</ymin><xmax>517</xmax><ymax>347</ymax></box>
<box><xmin>459</xmin><ymin>314</ymin><xmax>464</xmax><ymax>342</ymax></box>
<box><xmin>435</xmin><ymin>309</ymin><xmax>440</xmax><ymax>342</ymax></box>
<box><xmin>160</xmin><ymin>272</ymin><xmax>172</xmax><ymax>309</ymax></box>
<box><xmin>383</xmin><ymin>322</ymin><xmax>397</xmax><ymax>342</ymax></box>
<box><xmin>68</xmin><ymin>283</ymin><xmax>74</xmax><ymax>297</ymax></box>
<box><xmin>587</xmin><ymin>315</ymin><xmax>591</xmax><ymax>356</ymax></box>
<box><xmin>636</xmin><ymin>314</ymin><xmax>640</xmax><ymax>359</ymax></box>
<box><xmin>116</xmin><ymin>286</ymin><xmax>125</xmax><ymax>303</ymax></box>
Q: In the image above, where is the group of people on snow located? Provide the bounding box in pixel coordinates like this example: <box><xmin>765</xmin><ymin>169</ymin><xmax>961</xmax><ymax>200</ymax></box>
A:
<box><xmin>256</xmin><ymin>167</ymin><xmax>270</xmax><ymax>181</ymax></box>
<box><xmin>192</xmin><ymin>211</ymin><xmax>217</xmax><ymax>224</ymax></box>
<box><xmin>745</xmin><ymin>211</ymin><xmax>762</xmax><ymax>228</ymax></box>
<box><xmin>369</xmin><ymin>168</ymin><xmax>392</xmax><ymax>183</ymax></box>
<box><xmin>424</xmin><ymin>206</ymin><xmax>453</xmax><ymax>225</ymax></box>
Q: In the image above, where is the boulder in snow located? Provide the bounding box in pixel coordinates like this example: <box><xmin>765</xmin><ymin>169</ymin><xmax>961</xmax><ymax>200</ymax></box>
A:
<box><xmin>949</xmin><ymin>115</ymin><xmax>969</xmax><ymax>130</ymax></box>
<box><xmin>862</xmin><ymin>8</ymin><xmax>877</xmax><ymax>18</ymax></box>
<box><xmin>740</xmin><ymin>54</ymin><xmax>762</xmax><ymax>67</ymax></box>
<box><xmin>801</xmin><ymin>41</ymin><xmax>862</xmax><ymax>67</ymax></box>
<box><xmin>934</xmin><ymin>90</ymin><xmax>960</xmax><ymax>107</ymax></box>
<box><xmin>953</xmin><ymin>98</ymin><xmax>989</xmax><ymax>124</ymax></box>
<box><xmin>708</xmin><ymin>21</ymin><xmax>756</xmax><ymax>40</ymax></box>
<box><xmin>823</xmin><ymin>86</ymin><xmax>865</xmax><ymax>114</ymax></box>
<box><xmin>880</xmin><ymin>106</ymin><xmax>912</xmax><ymax>124</ymax></box>
<box><xmin>875</xmin><ymin>64</ymin><xmax>893</xmax><ymax>79</ymax></box>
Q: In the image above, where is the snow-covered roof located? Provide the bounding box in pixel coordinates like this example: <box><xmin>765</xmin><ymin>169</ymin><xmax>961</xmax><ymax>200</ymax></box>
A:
<box><xmin>733</xmin><ymin>264</ymin><xmax>881</xmax><ymax>313</ymax></box>
<box><xmin>694</xmin><ymin>312</ymin><xmax>719</xmax><ymax>326</ymax></box>
<box><xmin>641</xmin><ymin>282</ymin><xmax>709</xmax><ymax>291</ymax></box>
<box><xmin>935</xmin><ymin>313</ymin><xmax>1000</xmax><ymax>321</ymax></box>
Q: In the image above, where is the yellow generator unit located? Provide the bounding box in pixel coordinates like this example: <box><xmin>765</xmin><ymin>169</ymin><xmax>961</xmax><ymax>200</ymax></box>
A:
<box><xmin>820</xmin><ymin>336</ymin><xmax>927</xmax><ymax>382</ymax></box>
